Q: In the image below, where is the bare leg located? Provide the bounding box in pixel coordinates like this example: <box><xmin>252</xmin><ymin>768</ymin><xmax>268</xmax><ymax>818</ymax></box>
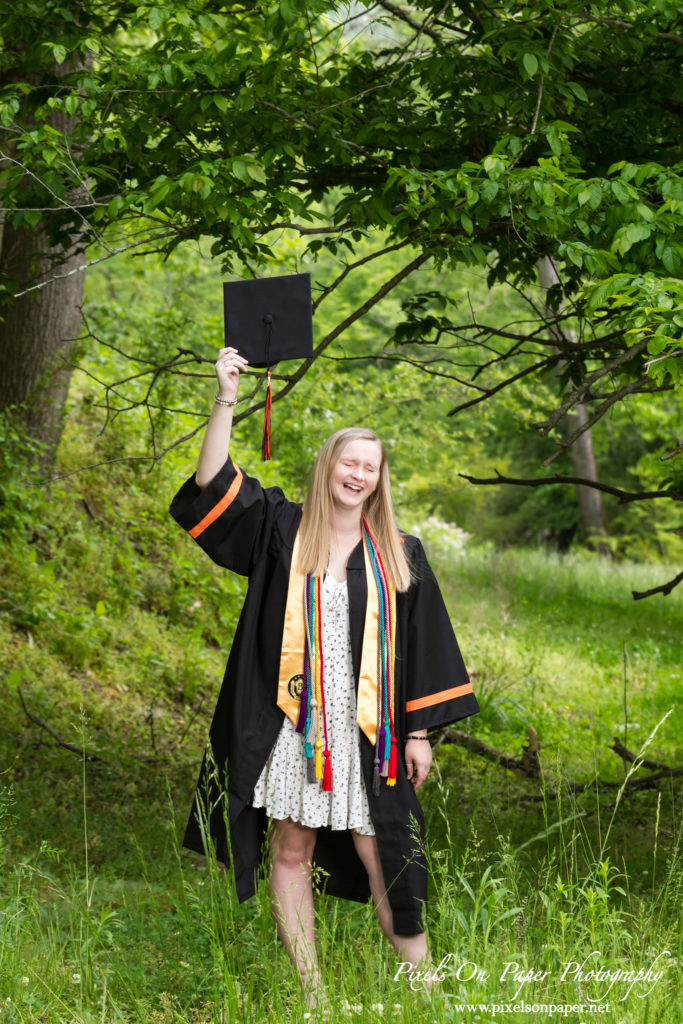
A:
<box><xmin>351</xmin><ymin>831</ymin><xmax>429</xmax><ymax>965</ymax></box>
<box><xmin>268</xmin><ymin>817</ymin><xmax>322</xmax><ymax>1000</ymax></box>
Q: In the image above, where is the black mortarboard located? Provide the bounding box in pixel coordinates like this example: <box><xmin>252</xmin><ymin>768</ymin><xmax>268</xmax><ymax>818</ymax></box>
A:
<box><xmin>223</xmin><ymin>271</ymin><xmax>314</xmax><ymax>369</ymax></box>
<box><xmin>222</xmin><ymin>272</ymin><xmax>314</xmax><ymax>459</ymax></box>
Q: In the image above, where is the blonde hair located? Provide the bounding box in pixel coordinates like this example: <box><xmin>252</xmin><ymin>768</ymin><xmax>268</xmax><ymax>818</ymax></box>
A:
<box><xmin>297</xmin><ymin>427</ymin><xmax>412</xmax><ymax>592</ymax></box>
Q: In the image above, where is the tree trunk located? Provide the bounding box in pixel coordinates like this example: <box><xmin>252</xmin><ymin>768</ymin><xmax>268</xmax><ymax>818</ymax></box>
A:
<box><xmin>536</xmin><ymin>256</ymin><xmax>608</xmax><ymax>548</ymax></box>
<box><xmin>0</xmin><ymin>56</ymin><xmax>87</xmax><ymax>475</ymax></box>
<box><xmin>0</xmin><ymin>224</ymin><xmax>85</xmax><ymax>473</ymax></box>
<box><xmin>564</xmin><ymin>403</ymin><xmax>610</xmax><ymax>544</ymax></box>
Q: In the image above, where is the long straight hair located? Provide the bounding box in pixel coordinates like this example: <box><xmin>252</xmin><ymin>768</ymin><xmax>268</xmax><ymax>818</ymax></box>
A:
<box><xmin>297</xmin><ymin>427</ymin><xmax>412</xmax><ymax>592</ymax></box>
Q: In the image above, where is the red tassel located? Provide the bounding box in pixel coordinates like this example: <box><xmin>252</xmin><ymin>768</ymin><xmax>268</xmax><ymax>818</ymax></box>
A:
<box><xmin>387</xmin><ymin>736</ymin><xmax>398</xmax><ymax>786</ymax></box>
<box><xmin>322</xmin><ymin>750</ymin><xmax>332</xmax><ymax>791</ymax></box>
<box><xmin>261</xmin><ymin>369</ymin><xmax>272</xmax><ymax>461</ymax></box>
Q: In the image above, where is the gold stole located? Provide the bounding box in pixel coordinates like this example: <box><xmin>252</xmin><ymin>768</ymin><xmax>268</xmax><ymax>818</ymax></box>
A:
<box><xmin>277</xmin><ymin>530</ymin><xmax>396</xmax><ymax>746</ymax></box>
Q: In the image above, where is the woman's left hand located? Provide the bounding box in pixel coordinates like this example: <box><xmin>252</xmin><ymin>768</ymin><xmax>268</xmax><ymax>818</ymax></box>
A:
<box><xmin>404</xmin><ymin>737</ymin><xmax>433</xmax><ymax>789</ymax></box>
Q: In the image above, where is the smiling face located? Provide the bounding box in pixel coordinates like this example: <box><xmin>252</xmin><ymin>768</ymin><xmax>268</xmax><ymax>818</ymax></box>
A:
<box><xmin>329</xmin><ymin>437</ymin><xmax>382</xmax><ymax>513</ymax></box>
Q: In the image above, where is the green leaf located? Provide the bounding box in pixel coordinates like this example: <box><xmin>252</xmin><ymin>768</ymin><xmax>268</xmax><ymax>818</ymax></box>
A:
<box><xmin>460</xmin><ymin>212</ymin><xmax>473</xmax><ymax>235</ymax></box>
<box><xmin>611</xmin><ymin>180</ymin><xmax>632</xmax><ymax>204</ymax></box>
<box><xmin>568</xmin><ymin>81</ymin><xmax>588</xmax><ymax>102</ymax></box>
<box><xmin>149</xmin><ymin>7</ymin><xmax>166</xmax><ymax>30</ymax></box>
<box><xmin>522</xmin><ymin>53</ymin><xmax>538</xmax><ymax>78</ymax></box>
<box><xmin>646</xmin><ymin>336</ymin><xmax>670</xmax><ymax>356</ymax></box>
<box><xmin>481</xmin><ymin>180</ymin><xmax>499</xmax><ymax>203</ymax></box>
<box><xmin>231</xmin><ymin>160</ymin><xmax>250</xmax><ymax>182</ymax></box>
<box><xmin>634</xmin><ymin>163</ymin><xmax>662</xmax><ymax>186</ymax></box>
<box><xmin>586</xmin><ymin>280</ymin><xmax>614</xmax><ymax>313</ymax></box>
<box><xmin>552</xmin><ymin>119</ymin><xmax>580</xmax><ymax>134</ymax></box>
<box><xmin>107</xmin><ymin>196</ymin><xmax>125</xmax><ymax>218</ymax></box>
<box><xmin>246</xmin><ymin>162</ymin><xmax>267</xmax><ymax>184</ymax></box>
<box><xmin>635</xmin><ymin>203</ymin><xmax>654</xmax><ymax>222</ymax></box>
<box><xmin>624</xmin><ymin>223</ymin><xmax>652</xmax><ymax>247</ymax></box>
<box><xmin>213</xmin><ymin>95</ymin><xmax>228</xmax><ymax>114</ymax></box>
<box><xmin>661</xmin><ymin>245</ymin><xmax>682</xmax><ymax>274</ymax></box>
<box><xmin>563</xmin><ymin>244</ymin><xmax>583</xmax><ymax>268</ymax></box>
<box><xmin>483</xmin><ymin>156</ymin><xmax>504</xmax><ymax>180</ymax></box>
<box><xmin>280</xmin><ymin>0</ymin><xmax>297</xmax><ymax>24</ymax></box>
<box><xmin>545</xmin><ymin>127</ymin><xmax>562</xmax><ymax>157</ymax></box>
<box><xmin>0</xmin><ymin>98</ymin><xmax>19</xmax><ymax>128</ymax></box>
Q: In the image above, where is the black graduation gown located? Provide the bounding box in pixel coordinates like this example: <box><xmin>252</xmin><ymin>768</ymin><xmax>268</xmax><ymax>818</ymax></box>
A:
<box><xmin>170</xmin><ymin>456</ymin><xmax>479</xmax><ymax>935</ymax></box>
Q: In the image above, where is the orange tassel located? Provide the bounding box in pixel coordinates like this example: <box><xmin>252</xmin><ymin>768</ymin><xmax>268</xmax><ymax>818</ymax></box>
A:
<box><xmin>261</xmin><ymin>369</ymin><xmax>272</xmax><ymax>461</ymax></box>
<box><xmin>322</xmin><ymin>750</ymin><xmax>332</xmax><ymax>791</ymax></box>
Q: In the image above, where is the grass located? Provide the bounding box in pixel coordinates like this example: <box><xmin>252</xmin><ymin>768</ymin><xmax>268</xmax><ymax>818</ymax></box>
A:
<box><xmin>1</xmin><ymin>472</ymin><xmax>681</xmax><ymax>1021</ymax></box>
<box><xmin>0</xmin><ymin>748</ymin><xmax>681</xmax><ymax>1023</ymax></box>
<box><xmin>434</xmin><ymin>545</ymin><xmax>682</xmax><ymax>771</ymax></box>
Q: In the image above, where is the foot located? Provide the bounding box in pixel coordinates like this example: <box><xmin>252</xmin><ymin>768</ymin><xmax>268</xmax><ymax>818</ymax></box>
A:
<box><xmin>301</xmin><ymin>975</ymin><xmax>328</xmax><ymax>1013</ymax></box>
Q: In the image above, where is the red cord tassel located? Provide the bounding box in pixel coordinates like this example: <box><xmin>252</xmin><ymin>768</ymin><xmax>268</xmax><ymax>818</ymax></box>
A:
<box><xmin>261</xmin><ymin>369</ymin><xmax>272</xmax><ymax>461</ymax></box>
<box><xmin>322</xmin><ymin>750</ymin><xmax>332</xmax><ymax>791</ymax></box>
<box><xmin>387</xmin><ymin>736</ymin><xmax>398</xmax><ymax>786</ymax></box>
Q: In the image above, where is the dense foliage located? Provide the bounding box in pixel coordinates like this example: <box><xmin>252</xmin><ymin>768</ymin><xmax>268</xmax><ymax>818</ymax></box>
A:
<box><xmin>1</xmin><ymin>1</ymin><xmax>681</xmax><ymax>575</ymax></box>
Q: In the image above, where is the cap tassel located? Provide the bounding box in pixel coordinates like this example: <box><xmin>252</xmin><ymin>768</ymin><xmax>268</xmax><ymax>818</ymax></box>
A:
<box><xmin>387</xmin><ymin>736</ymin><xmax>398</xmax><ymax>786</ymax></box>
<box><xmin>322</xmin><ymin>750</ymin><xmax>332</xmax><ymax>791</ymax></box>
<box><xmin>261</xmin><ymin>369</ymin><xmax>272</xmax><ymax>461</ymax></box>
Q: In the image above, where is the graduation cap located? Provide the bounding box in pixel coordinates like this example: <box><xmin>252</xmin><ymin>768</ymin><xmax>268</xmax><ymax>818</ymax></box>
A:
<box><xmin>223</xmin><ymin>272</ymin><xmax>314</xmax><ymax>461</ymax></box>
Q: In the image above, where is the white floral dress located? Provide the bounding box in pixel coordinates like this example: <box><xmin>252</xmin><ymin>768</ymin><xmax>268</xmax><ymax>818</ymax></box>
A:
<box><xmin>251</xmin><ymin>573</ymin><xmax>375</xmax><ymax>835</ymax></box>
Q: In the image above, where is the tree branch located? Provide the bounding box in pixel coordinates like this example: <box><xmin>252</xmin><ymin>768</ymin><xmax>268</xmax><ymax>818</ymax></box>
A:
<box><xmin>457</xmin><ymin>469</ymin><xmax>680</xmax><ymax>504</ymax></box>
<box><xmin>256</xmin><ymin>98</ymin><xmax>388</xmax><ymax>165</ymax></box>
<box><xmin>531</xmin><ymin>339</ymin><xmax>648</xmax><ymax>436</ymax></box>
<box><xmin>375</xmin><ymin>0</ymin><xmax>445</xmax><ymax>45</ymax></box>
<box><xmin>17</xmin><ymin>686</ymin><xmax>102</xmax><ymax>762</ymax></box>
<box><xmin>541</xmin><ymin>374</ymin><xmax>655</xmax><ymax>466</ymax></box>
<box><xmin>609</xmin><ymin>737</ymin><xmax>679</xmax><ymax>774</ymax></box>
<box><xmin>434</xmin><ymin>725</ymin><xmax>682</xmax><ymax>797</ymax></box>
<box><xmin>447</xmin><ymin>354</ymin><xmax>556</xmax><ymax>416</ymax></box>
<box><xmin>632</xmin><ymin>571</ymin><xmax>683</xmax><ymax>601</ymax></box>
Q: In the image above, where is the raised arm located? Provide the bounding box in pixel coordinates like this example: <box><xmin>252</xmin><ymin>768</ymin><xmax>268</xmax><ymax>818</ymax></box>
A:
<box><xmin>195</xmin><ymin>347</ymin><xmax>249</xmax><ymax>489</ymax></box>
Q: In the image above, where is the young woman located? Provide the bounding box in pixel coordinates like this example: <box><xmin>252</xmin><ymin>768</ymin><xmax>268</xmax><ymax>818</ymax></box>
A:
<box><xmin>170</xmin><ymin>347</ymin><xmax>478</xmax><ymax>1001</ymax></box>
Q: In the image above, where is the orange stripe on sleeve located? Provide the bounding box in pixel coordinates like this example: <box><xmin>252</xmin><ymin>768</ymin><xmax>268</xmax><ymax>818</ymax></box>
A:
<box><xmin>405</xmin><ymin>682</ymin><xmax>473</xmax><ymax>713</ymax></box>
<box><xmin>188</xmin><ymin>465</ymin><xmax>243</xmax><ymax>538</ymax></box>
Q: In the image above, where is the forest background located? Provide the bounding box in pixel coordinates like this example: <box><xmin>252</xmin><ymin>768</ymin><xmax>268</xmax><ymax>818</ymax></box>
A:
<box><xmin>0</xmin><ymin>2</ymin><xmax>681</xmax><ymax>1022</ymax></box>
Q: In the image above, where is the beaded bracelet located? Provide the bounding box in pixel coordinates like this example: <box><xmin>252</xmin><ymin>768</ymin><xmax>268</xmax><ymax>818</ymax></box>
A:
<box><xmin>405</xmin><ymin>735</ymin><xmax>431</xmax><ymax>741</ymax></box>
<box><xmin>215</xmin><ymin>394</ymin><xmax>238</xmax><ymax>407</ymax></box>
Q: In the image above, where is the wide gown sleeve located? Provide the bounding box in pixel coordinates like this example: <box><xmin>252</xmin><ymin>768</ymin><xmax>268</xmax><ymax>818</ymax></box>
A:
<box><xmin>168</xmin><ymin>455</ymin><xmax>298</xmax><ymax>575</ymax></box>
<box><xmin>402</xmin><ymin>536</ymin><xmax>479</xmax><ymax>733</ymax></box>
